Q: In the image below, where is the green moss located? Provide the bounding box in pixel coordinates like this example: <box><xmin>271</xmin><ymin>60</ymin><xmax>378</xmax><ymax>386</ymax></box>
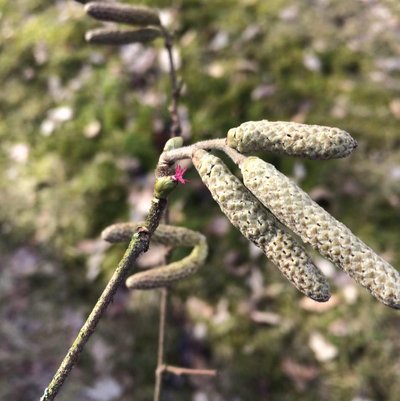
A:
<box><xmin>3</xmin><ymin>1</ymin><xmax>400</xmax><ymax>400</ymax></box>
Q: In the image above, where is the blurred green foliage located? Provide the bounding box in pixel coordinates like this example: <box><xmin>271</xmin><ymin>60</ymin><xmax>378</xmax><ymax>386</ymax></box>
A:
<box><xmin>1</xmin><ymin>1</ymin><xmax>400</xmax><ymax>401</ymax></box>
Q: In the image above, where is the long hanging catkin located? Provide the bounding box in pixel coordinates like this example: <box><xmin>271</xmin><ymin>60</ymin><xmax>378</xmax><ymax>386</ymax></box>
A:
<box><xmin>227</xmin><ymin>120</ymin><xmax>357</xmax><ymax>159</ymax></box>
<box><xmin>240</xmin><ymin>156</ymin><xmax>400</xmax><ymax>309</ymax></box>
<box><xmin>192</xmin><ymin>149</ymin><xmax>330</xmax><ymax>301</ymax></box>
<box><xmin>102</xmin><ymin>222</ymin><xmax>208</xmax><ymax>290</ymax></box>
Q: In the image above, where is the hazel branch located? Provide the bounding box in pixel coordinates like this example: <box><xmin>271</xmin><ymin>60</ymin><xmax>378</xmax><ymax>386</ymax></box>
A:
<box><xmin>153</xmin><ymin>288</ymin><xmax>168</xmax><ymax>401</ymax></box>
<box><xmin>153</xmin><ymin>21</ymin><xmax>184</xmax><ymax>401</ymax></box>
<box><xmin>158</xmin><ymin>364</ymin><xmax>218</xmax><ymax>377</ymax></box>
<box><xmin>39</xmin><ymin>170</ymin><xmax>175</xmax><ymax>401</ymax></box>
<box><xmin>160</xmin><ymin>27</ymin><xmax>182</xmax><ymax>137</ymax></box>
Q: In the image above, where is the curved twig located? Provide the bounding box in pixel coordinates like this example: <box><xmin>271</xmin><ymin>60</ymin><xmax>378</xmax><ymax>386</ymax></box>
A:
<box><xmin>158</xmin><ymin>138</ymin><xmax>246</xmax><ymax>171</ymax></box>
<box><xmin>39</xmin><ymin>197</ymin><xmax>168</xmax><ymax>401</ymax></box>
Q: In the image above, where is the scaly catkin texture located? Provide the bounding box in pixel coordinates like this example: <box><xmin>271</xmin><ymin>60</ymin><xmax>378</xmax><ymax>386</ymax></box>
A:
<box><xmin>85</xmin><ymin>2</ymin><xmax>160</xmax><ymax>26</ymax></box>
<box><xmin>227</xmin><ymin>120</ymin><xmax>357</xmax><ymax>159</ymax></box>
<box><xmin>192</xmin><ymin>149</ymin><xmax>330</xmax><ymax>301</ymax></box>
<box><xmin>241</xmin><ymin>156</ymin><xmax>400</xmax><ymax>309</ymax></box>
<box><xmin>102</xmin><ymin>222</ymin><xmax>208</xmax><ymax>290</ymax></box>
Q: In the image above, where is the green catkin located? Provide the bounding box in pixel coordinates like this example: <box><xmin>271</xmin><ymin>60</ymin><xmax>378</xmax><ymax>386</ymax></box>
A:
<box><xmin>102</xmin><ymin>222</ymin><xmax>205</xmax><ymax>248</ymax></box>
<box><xmin>125</xmin><ymin>239</ymin><xmax>207</xmax><ymax>289</ymax></box>
<box><xmin>227</xmin><ymin>120</ymin><xmax>357</xmax><ymax>159</ymax></box>
<box><xmin>241</xmin><ymin>157</ymin><xmax>400</xmax><ymax>309</ymax></box>
<box><xmin>85</xmin><ymin>28</ymin><xmax>161</xmax><ymax>45</ymax></box>
<box><xmin>192</xmin><ymin>149</ymin><xmax>330</xmax><ymax>302</ymax></box>
<box><xmin>85</xmin><ymin>2</ymin><xmax>160</xmax><ymax>27</ymax></box>
<box><xmin>102</xmin><ymin>223</ymin><xmax>208</xmax><ymax>290</ymax></box>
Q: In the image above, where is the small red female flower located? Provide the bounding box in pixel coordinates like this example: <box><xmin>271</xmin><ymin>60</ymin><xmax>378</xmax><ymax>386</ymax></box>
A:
<box><xmin>172</xmin><ymin>164</ymin><xmax>188</xmax><ymax>184</ymax></box>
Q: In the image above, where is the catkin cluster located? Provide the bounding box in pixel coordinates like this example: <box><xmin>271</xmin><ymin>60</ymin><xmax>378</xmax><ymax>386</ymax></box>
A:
<box><xmin>102</xmin><ymin>222</ymin><xmax>208</xmax><ymax>290</ymax></box>
<box><xmin>83</xmin><ymin>2</ymin><xmax>162</xmax><ymax>46</ymax></box>
<box><xmin>192</xmin><ymin>149</ymin><xmax>330</xmax><ymax>302</ymax></box>
<box><xmin>240</xmin><ymin>157</ymin><xmax>400</xmax><ymax>308</ymax></box>
<box><xmin>207</xmin><ymin>118</ymin><xmax>399</xmax><ymax>309</ymax></box>
<box><xmin>100</xmin><ymin>118</ymin><xmax>398</xmax><ymax>308</ymax></box>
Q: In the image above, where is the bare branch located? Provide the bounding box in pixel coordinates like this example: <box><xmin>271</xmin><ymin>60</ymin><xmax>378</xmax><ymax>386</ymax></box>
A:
<box><xmin>39</xmin><ymin>197</ymin><xmax>168</xmax><ymax>401</ymax></box>
<box><xmin>158</xmin><ymin>138</ymin><xmax>247</xmax><ymax>168</ymax></box>
<box><xmin>159</xmin><ymin>364</ymin><xmax>218</xmax><ymax>377</ymax></box>
<box><xmin>153</xmin><ymin>288</ymin><xmax>169</xmax><ymax>401</ymax></box>
<box><xmin>161</xmin><ymin>27</ymin><xmax>182</xmax><ymax>138</ymax></box>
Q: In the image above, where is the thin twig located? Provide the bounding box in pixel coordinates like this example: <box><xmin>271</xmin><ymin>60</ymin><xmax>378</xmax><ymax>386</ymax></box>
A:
<box><xmin>153</xmin><ymin>287</ymin><xmax>169</xmax><ymax>401</ymax></box>
<box><xmin>159</xmin><ymin>138</ymin><xmax>247</xmax><ymax>167</ymax></box>
<box><xmin>152</xmin><ymin>22</ymin><xmax>186</xmax><ymax>401</ymax></box>
<box><xmin>161</xmin><ymin>26</ymin><xmax>182</xmax><ymax>137</ymax></box>
<box><xmin>159</xmin><ymin>365</ymin><xmax>218</xmax><ymax>377</ymax></box>
<box><xmin>39</xmin><ymin>197</ymin><xmax>168</xmax><ymax>401</ymax></box>
<box><xmin>41</xmin><ymin>8</ymin><xmax>192</xmax><ymax>401</ymax></box>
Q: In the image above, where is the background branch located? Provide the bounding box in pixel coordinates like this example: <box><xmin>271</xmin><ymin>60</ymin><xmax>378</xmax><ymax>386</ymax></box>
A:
<box><xmin>152</xmin><ymin>23</ymin><xmax>183</xmax><ymax>401</ymax></box>
<box><xmin>161</xmin><ymin>27</ymin><xmax>182</xmax><ymax>137</ymax></box>
<box><xmin>153</xmin><ymin>287</ymin><xmax>169</xmax><ymax>401</ymax></box>
<box><xmin>160</xmin><ymin>365</ymin><xmax>218</xmax><ymax>377</ymax></box>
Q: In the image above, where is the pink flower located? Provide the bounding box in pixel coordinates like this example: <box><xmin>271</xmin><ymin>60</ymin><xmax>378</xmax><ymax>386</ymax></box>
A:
<box><xmin>172</xmin><ymin>164</ymin><xmax>188</xmax><ymax>184</ymax></box>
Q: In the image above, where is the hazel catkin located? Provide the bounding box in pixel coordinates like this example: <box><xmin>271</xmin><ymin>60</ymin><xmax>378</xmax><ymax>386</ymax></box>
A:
<box><xmin>85</xmin><ymin>2</ymin><xmax>160</xmax><ymax>27</ymax></box>
<box><xmin>192</xmin><ymin>149</ymin><xmax>330</xmax><ymax>302</ymax></box>
<box><xmin>102</xmin><ymin>222</ymin><xmax>208</xmax><ymax>290</ymax></box>
<box><xmin>125</xmin><ymin>237</ymin><xmax>207</xmax><ymax>290</ymax></box>
<box><xmin>241</xmin><ymin>156</ymin><xmax>400</xmax><ymax>309</ymax></box>
<box><xmin>102</xmin><ymin>222</ymin><xmax>205</xmax><ymax>248</ymax></box>
<box><xmin>85</xmin><ymin>27</ymin><xmax>161</xmax><ymax>45</ymax></box>
<box><xmin>227</xmin><ymin>120</ymin><xmax>357</xmax><ymax>159</ymax></box>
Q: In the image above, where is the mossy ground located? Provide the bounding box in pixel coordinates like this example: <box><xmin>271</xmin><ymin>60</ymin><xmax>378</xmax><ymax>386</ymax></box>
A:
<box><xmin>1</xmin><ymin>1</ymin><xmax>400</xmax><ymax>400</ymax></box>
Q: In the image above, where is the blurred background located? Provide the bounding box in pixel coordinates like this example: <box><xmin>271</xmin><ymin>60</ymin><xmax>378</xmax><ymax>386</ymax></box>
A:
<box><xmin>1</xmin><ymin>0</ymin><xmax>400</xmax><ymax>400</ymax></box>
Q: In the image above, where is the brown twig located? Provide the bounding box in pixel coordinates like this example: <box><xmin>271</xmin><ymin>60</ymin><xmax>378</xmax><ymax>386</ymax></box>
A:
<box><xmin>159</xmin><ymin>365</ymin><xmax>218</xmax><ymax>377</ymax></box>
<box><xmin>39</xmin><ymin>195</ymin><xmax>168</xmax><ymax>401</ymax></box>
<box><xmin>161</xmin><ymin>27</ymin><xmax>182</xmax><ymax>137</ymax></box>
<box><xmin>152</xmin><ymin>23</ymin><xmax>183</xmax><ymax>401</ymax></box>
<box><xmin>158</xmin><ymin>138</ymin><xmax>247</xmax><ymax>167</ymax></box>
<box><xmin>153</xmin><ymin>287</ymin><xmax>169</xmax><ymax>401</ymax></box>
